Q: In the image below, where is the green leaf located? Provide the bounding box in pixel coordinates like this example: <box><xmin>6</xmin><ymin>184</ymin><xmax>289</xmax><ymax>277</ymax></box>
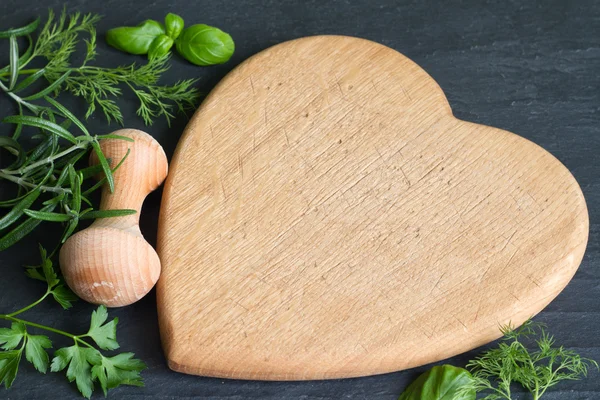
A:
<box><xmin>51</xmin><ymin>285</ymin><xmax>78</xmax><ymax>310</ymax></box>
<box><xmin>0</xmin><ymin>323</ymin><xmax>26</xmax><ymax>350</ymax></box>
<box><xmin>61</xmin><ymin>218</ymin><xmax>79</xmax><ymax>243</ymax></box>
<box><xmin>0</xmin><ymin>35</ymin><xmax>33</xmax><ymax>79</ymax></box>
<box><xmin>83</xmin><ymin>148</ymin><xmax>130</xmax><ymax>197</ymax></box>
<box><xmin>41</xmin><ymin>247</ymin><xmax>59</xmax><ymax>288</ymax></box>
<box><xmin>86</xmin><ymin>306</ymin><xmax>119</xmax><ymax>351</ymax></box>
<box><xmin>0</xmin><ymin>189</ymin><xmax>40</xmax><ymax>230</ymax></box>
<box><xmin>91</xmin><ymin>353</ymin><xmax>146</xmax><ymax>396</ymax></box>
<box><xmin>25</xmin><ymin>267</ymin><xmax>45</xmax><ymax>281</ymax></box>
<box><xmin>42</xmin><ymin>193</ymin><xmax>66</xmax><ymax>206</ymax></box>
<box><xmin>0</xmin><ymin>17</ymin><xmax>40</xmax><ymax>38</ymax></box>
<box><xmin>106</xmin><ymin>19</ymin><xmax>165</xmax><ymax>55</ymax></box>
<box><xmin>78</xmin><ymin>164</ymin><xmax>104</xmax><ymax>180</ymax></box>
<box><xmin>24</xmin><ymin>134</ymin><xmax>53</xmax><ymax>163</ymax></box>
<box><xmin>80</xmin><ymin>209</ymin><xmax>136</xmax><ymax>220</ymax></box>
<box><xmin>91</xmin><ymin>140</ymin><xmax>114</xmax><ymax>193</ymax></box>
<box><xmin>25</xmin><ymin>335</ymin><xmax>52</xmax><ymax>373</ymax></box>
<box><xmin>2</xmin><ymin>115</ymin><xmax>78</xmax><ymax>144</ymax></box>
<box><xmin>8</xmin><ymin>35</ymin><xmax>19</xmax><ymax>90</ymax></box>
<box><xmin>165</xmin><ymin>13</ymin><xmax>184</xmax><ymax>40</ymax></box>
<box><xmin>148</xmin><ymin>34</ymin><xmax>174</xmax><ymax>59</ymax></box>
<box><xmin>68</xmin><ymin>165</ymin><xmax>82</xmax><ymax>214</ymax></box>
<box><xmin>13</xmin><ymin>68</ymin><xmax>46</xmax><ymax>92</ymax></box>
<box><xmin>398</xmin><ymin>365</ymin><xmax>475</xmax><ymax>400</ymax></box>
<box><xmin>0</xmin><ymin>135</ymin><xmax>21</xmax><ymax>153</ymax></box>
<box><xmin>0</xmin><ymin>202</ymin><xmax>56</xmax><ymax>252</ymax></box>
<box><xmin>175</xmin><ymin>24</ymin><xmax>235</xmax><ymax>66</ymax></box>
<box><xmin>23</xmin><ymin>209</ymin><xmax>72</xmax><ymax>222</ymax></box>
<box><xmin>51</xmin><ymin>345</ymin><xmax>102</xmax><ymax>399</ymax></box>
<box><xmin>96</xmin><ymin>133</ymin><xmax>134</xmax><ymax>142</ymax></box>
<box><xmin>23</xmin><ymin>70</ymin><xmax>72</xmax><ymax>101</ymax></box>
<box><xmin>43</xmin><ymin>95</ymin><xmax>90</xmax><ymax>136</ymax></box>
<box><xmin>0</xmin><ymin>349</ymin><xmax>22</xmax><ymax>388</ymax></box>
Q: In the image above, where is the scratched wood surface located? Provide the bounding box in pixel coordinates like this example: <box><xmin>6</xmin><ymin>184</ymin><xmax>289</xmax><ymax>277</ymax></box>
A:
<box><xmin>156</xmin><ymin>35</ymin><xmax>588</xmax><ymax>380</ymax></box>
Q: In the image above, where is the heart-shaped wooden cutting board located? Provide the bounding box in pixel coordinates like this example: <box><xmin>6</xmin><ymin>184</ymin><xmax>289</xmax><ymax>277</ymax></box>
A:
<box><xmin>156</xmin><ymin>36</ymin><xmax>588</xmax><ymax>380</ymax></box>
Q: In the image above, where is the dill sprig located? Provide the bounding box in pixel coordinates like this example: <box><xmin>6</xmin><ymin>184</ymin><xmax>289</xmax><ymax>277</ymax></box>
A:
<box><xmin>2</xmin><ymin>9</ymin><xmax>200</xmax><ymax>126</ymax></box>
<box><xmin>460</xmin><ymin>320</ymin><xmax>599</xmax><ymax>400</ymax></box>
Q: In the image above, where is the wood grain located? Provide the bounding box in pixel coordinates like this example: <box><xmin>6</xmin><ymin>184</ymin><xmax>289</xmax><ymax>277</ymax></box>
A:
<box><xmin>156</xmin><ymin>36</ymin><xmax>588</xmax><ymax>380</ymax></box>
<box><xmin>60</xmin><ymin>129</ymin><xmax>168</xmax><ymax>307</ymax></box>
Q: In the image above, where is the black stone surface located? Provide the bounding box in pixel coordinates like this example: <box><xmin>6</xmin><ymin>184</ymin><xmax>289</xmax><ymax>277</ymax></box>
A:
<box><xmin>0</xmin><ymin>0</ymin><xmax>598</xmax><ymax>398</ymax></box>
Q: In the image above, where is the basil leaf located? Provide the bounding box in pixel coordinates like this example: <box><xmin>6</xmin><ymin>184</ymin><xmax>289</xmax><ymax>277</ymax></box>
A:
<box><xmin>175</xmin><ymin>24</ymin><xmax>234</xmax><ymax>66</ymax></box>
<box><xmin>165</xmin><ymin>13</ymin><xmax>184</xmax><ymax>40</ymax></box>
<box><xmin>398</xmin><ymin>365</ymin><xmax>475</xmax><ymax>400</ymax></box>
<box><xmin>106</xmin><ymin>20</ymin><xmax>165</xmax><ymax>55</ymax></box>
<box><xmin>148</xmin><ymin>34</ymin><xmax>174</xmax><ymax>59</ymax></box>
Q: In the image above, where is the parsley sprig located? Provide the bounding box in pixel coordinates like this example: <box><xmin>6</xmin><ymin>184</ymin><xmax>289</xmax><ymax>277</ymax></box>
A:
<box><xmin>0</xmin><ymin>246</ymin><xmax>146</xmax><ymax>398</ymax></box>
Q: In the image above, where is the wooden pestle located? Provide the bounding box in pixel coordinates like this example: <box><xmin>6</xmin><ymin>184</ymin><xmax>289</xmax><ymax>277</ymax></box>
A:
<box><xmin>59</xmin><ymin>129</ymin><xmax>168</xmax><ymax>307</ymax></box>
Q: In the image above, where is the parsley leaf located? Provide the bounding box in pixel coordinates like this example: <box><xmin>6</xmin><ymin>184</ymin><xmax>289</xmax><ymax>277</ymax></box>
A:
<box><xmin>51</xmin><ymin>345</ymin><xmax>102</xmax><ymax>399</ymax></box>
<box><xmin>91</xmin><ymin>353</ymin><xmax>146</xmax><ymax>396</ymax></box>
<box><xmin>24</xmin><ymin>245</ymin><xmax>78</xmax><ymax>309</ymax></box>
<box><xmin>0</xmin><ymin>349</ymin><xmax>22</xmax><ymax>388</ymax></box>
<box><xmin>85</xmin><ymin>306</ymin><xmax>119</xmax><ymax>351</ymax></box>
<box><xmin>51</xmin><ymin>284</ymin><xmax>78</xmax><ymax>310</ymax></box>
<box><xmin>0</xmin><ymin>322</ymin><xmax>26</xmax><ymax>350</ymax></box>
<box><xmin>25</xmin><ymin>335</ymin><xmax>52</xmax><ymax>373</ymax></box>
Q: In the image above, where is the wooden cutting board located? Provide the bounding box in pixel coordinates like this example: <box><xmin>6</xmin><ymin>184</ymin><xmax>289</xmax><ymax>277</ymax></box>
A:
<box><xmin>156</xmin><ymin>36</ymin><xmax>588</xmax><ymax>380</ymax></box>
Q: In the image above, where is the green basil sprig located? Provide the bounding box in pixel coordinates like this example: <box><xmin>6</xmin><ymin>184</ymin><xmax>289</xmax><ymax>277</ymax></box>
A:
<box><xmin>398</xmin><ymin>365</ymin><xmax>475</xmax><ymax>400</ymax></box>
<box><xmin>106</xmin><ymin>14</ymin><xmax>234</xmax><ymax>66</ymax></box>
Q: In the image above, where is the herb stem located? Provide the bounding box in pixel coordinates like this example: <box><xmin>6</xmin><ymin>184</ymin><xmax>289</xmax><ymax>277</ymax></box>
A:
<box><xmin>1</xmin><ymin>314</ymin><xmax>76</xmax><ymax>340</ymax></box>
<box><xmin>1</xmin><ymin>141</ymin><xmax>89</xmax><ymax>176</ymax></box>
<box><xmin>6</xmin><ymin>290</ymin><xmax>51</xmax><ymax>317</ymax></box>
<box><xmin>0</xmin><ymin>314</ymin><xmax>96</xmax><ymax>349</ymax></box>
<box><xmin>0</xmin><ymin>80</ymin><xmax>43</xmax><ymax>114</ymax></box>
<box><xmin>0</xmin><ymin>171</ymin><xmax>71</xmax><ymax>194</ymax></box>
<box><xmin>0</xmin><ymin>68</ymin><xmax>41</xmax><ymax>78</ymax></box>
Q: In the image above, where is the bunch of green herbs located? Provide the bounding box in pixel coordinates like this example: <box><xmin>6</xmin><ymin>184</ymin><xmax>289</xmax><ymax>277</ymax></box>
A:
<box><xmin>0</xmin><ymin>9</ymin><xmax>201</xmax><ymax>398</ymax></box>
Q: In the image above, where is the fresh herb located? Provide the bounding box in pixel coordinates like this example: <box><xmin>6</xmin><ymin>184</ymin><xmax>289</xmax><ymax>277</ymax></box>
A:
<box><xmin>164</xmin><ymin>13</ymin><xmax>184</xmax><ymax>41</ymax></box>
<box><xmin>399</xmin><ymin>321</ymin><xmax>598</xmax><ymax>400</ymax></box>
<box><xmin>0</xmin><ymin>104</ymin><xmax>134</xmax><ymax>250</ymax></box>
<box><xmin>398</xmin><ymin>365</ymin><xmax>475</xmax><ymax>400</ymax></box>
<box><xmin>460</xmin><ymin>320</ymin><xmax>598</xmax><ymax>400</ymax></box>
<box><xmin>148</xmin><ymin>34</ymin><xmax>174</xmax><ymax>59</ymax></box>
<box><xmin>107</xmin><ymin>14</ymin><xmax>234</xmax><ymax>66</ymax></box>
<box><xmin>1</xmin><ymin>9</ymin><xmax>200</xmax><ymax>126</ymax></box>
<box><xmin>175</xmin><ymin>24</ymin><xmax>235</xmax><ymax>66</ymax></box>
<box><xmin>106</xmin><ymin>19</ymin><xmax>166</xmax><ymax>56</ymax></box>
<box><xmin>0</xmin><ymin>246</ymin><xmax>145</xmax><ymax>398</ymax></box>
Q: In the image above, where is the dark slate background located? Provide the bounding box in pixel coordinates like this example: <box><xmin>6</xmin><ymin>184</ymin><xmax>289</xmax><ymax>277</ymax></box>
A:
<box><xmin>0</xmin><ymin>0</ymin><xmax>599</xmax><ymax>398</ymax></box>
